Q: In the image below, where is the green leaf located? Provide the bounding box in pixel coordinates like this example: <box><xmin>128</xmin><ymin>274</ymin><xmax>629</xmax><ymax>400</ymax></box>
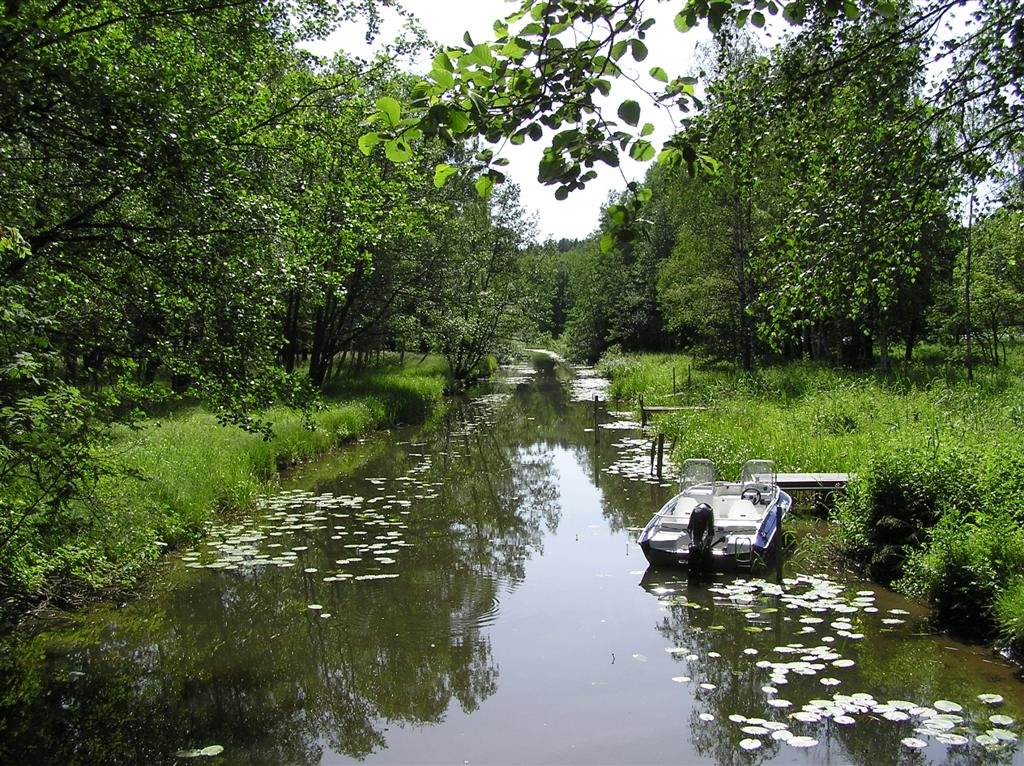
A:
<box><xmin>617</xmin><ymin>99</ymin><xmax>641</xmax><ymax>127</ymax></box>
<box><xmin>752</xmin><ymin>11</ymin><xmax>766</xmax><ymax>27</ymax></box>
<box><xmin>447</xmin><ymin>109</ymin><xmax>470</xmax><ymax>133</ymax></box>
<box><xmin>600</xmin><ymin>232</ymin><xmax>615</xmax><ymax>252</ymax></box>
<box><xmin>433</xmin><ymin>163</ymin><xmax>458</xmax><ymax>188</ymax></box>
<box><xmin>782</xmin><ymin>1</ymin><xmax>806</xmax><ymax>23</ymax></box>
<box><xmin>641</xmin><ymin>122</ymin><xmax>655</xmax><ymax>137</ymax></box>
<box><xmin>501</xmin><ymin>40</ymin><xmax>528</xmax><ymax>59</ymax></box>
<box><xmin>873</xmin><ymin>0</ymin><xmax>898</xmax><ymax>17</ymax></box>
<box><xmin>357</xmin><ymin>132</ymin><xmax>380</xmax><ymax>156</ymax></box>
<box><xmin>384</xmin><ymin>138</ymin><xmax>412</xmax><ymax>163</ymax></box>
<box><xmin>376</xmin><ymin>96</ymin><xmax>401</xmax><ymax>127</ymax></box>
<box><xmin>629</xmin><ymin>139</ymin><xmax>656</xmax><ymax>161</ymax></box>
<box><xmin>433</xmin><ymin>51</ymin><xmax>454</xmax><ymax>72</ymax></box>
<box><xmin>467</xmin><ymin>43</ymin><xmax>494</xmax><ymax>68</ymax></box>
<box><xmin>431</xmin><ymin>67</ymin><xmax>455</xmax><ymax>89</ymax></box>
<box><xmin>657</xmin><ymin>147</ymin><xmax>682</xmax><ymax>166</ymax></box>
<box><xmin>630</xmin><ymin>39</ymin><xmax>648</xmax><ymax>61</ymax></box>
<box><xmin>610</xmin><ymin>40</ymin><xmax>628</xmax><ymax>61</ymax></box>
<box><xmin>474</xmin><ymin>175</ymin><xmax>494</xmax><ymax>197</ymax></box>
<box><xmin>673</xmin><ymin>11</ymin><xmax>692</xmax><ymax>32</ymax></box>
<box><xmin>843</xmin><ymin>0</ymin><xmax>861</xmax><ymax>18</ymax></box>
<box><xmin>649</xmin><ymin>66</ymin><xmax>669</xmax><ymax>83</ymax></box>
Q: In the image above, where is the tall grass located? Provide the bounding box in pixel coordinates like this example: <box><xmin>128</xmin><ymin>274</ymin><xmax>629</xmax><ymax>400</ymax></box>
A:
<box><xmin>600</xmin><ymin>347</ymin><xmax>1024</xmax><ymax>647</ymax></box>
<box><xmin>3</xmin><ymin>358</ymin><xmax>450</xmax><ymax>606</ymax></box>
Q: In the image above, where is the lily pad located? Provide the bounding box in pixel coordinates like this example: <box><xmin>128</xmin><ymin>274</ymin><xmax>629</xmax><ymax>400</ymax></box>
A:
<box><xmin>739</xmin><ymin>738</ymin><xmax>762</xmax><ymax>751</ymax></box>
<box><xmin>175</xmin><ymin>745</ymin><xmax>224</xmax><ymax>758</ymax></box>
<box><xmin>978</xmin><ymin>693</ymin><xmax>1005</xmax><ymax>705</ymax></box>
<box><xmin>990</xmin><ymin>714</ymin><xmax>1015</xmax><ymax>727</ymax></box>
<box><xmin>901</xmin><ymin>737</ymin><xmax>927</xmax><ymax>749</ymax></box>
<box><xmin>791</xmin><ymin>711</ymin><xmax>821</xmax><ymax>723</ymax></box>
<box><xmin>787</xmin><ymin>736</ymin><xmax>818</xmax><ymax>748</ymax></box>
<box><xmin>988</xmin><ymin>728</ymin><xmax>1018</xmax><ymax>742</ymax></box>
<box><xmin>933</xmin><ymin>699</ymin><xmax>962</xmax><ymax>713</ymax></box>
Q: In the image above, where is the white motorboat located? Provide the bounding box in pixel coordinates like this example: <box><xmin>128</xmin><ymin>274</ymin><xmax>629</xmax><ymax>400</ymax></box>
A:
<box><xmin>637</xmin><ymin>459</ymin><xmax>792</xmax><ymax>570</ymax></box>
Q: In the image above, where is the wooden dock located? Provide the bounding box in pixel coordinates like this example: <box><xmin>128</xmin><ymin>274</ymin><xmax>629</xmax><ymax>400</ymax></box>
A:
<box><xmin>765</xmin><ymin>473</ymin><xmax>852</xmax><ymax>492</ymax></box>
<box><xmin>638</xmin><ymin>395</ymin><xmax>706</xmax><ymax>427</ymax></box>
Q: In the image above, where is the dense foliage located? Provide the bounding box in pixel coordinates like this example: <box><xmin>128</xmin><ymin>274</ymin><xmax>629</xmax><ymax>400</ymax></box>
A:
<box><xmin>0</xmin><ymin>1</ymin><xmax>541</xmax><ymax>611</ymax></box>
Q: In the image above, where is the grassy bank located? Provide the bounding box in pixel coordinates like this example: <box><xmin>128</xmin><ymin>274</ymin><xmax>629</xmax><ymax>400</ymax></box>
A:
<box><xmin>599</xmin><ymin>347</ymin><xmax>1024</xmax><ymax>651</ymax></box>
<box><xmin>1</xmin><ymin>358</ymin><xmax>450</xmax><ymax>617</ymax></box>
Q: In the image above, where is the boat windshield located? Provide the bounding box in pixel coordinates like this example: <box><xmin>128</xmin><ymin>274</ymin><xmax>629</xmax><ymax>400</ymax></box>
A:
<box><xmin>741</xmin><ymin>459</ymin><xmax>776</xmax><ymax>486</ymax></box>
<box><xmin>679</xmin><ymin>459</ymin><xmax>716</xmax><ymax>492</ymax></box>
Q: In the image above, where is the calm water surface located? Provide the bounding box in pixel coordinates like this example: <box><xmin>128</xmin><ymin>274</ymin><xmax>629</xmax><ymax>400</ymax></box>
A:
<box><xmin>2</xmin><ymin>355</ymin><xmax>1023</xmax><ymax>765</ymax></box>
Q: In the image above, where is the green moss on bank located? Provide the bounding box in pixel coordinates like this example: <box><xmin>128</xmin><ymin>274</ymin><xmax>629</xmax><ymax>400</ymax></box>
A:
<box><xmin>599</xmin><ymin>348</ymin><xmax>1024</xmax><ymax>650</ymax></box>
<box><xmin>1</xmin><ymin>359</ymin><xmax>450</xmax><ymax>615</ymax></box>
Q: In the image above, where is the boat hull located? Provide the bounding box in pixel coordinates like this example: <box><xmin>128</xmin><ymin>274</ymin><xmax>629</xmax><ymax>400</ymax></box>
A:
<box><xmin>637</xmin><ymin>491</ymin><xmax>791</xmax><ymax>572</ymax></box>
<box><xmin>639</xmin><ymin>540</ymin><xmax>753</xmax><ymax>571</ymax></box>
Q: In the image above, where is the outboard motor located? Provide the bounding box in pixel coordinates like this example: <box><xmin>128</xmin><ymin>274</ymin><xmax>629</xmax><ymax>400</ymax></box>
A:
<box><xmin>687</xmin><ymin>502</ymin><xmax>715</xmax><ymax>578</ymax></box>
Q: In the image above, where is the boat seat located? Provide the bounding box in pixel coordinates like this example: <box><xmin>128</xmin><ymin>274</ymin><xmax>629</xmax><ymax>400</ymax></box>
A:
<box><xmin>727</xmin><ymin>498</ymin><xmax>760</xmax><ymax>520</ymax></box>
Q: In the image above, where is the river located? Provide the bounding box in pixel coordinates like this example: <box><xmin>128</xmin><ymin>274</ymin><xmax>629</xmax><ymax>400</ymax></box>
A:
<box><xmin>1</xmin><ymin>354</ymin><xmax>1022</xmax><ymax>765</ymax></box>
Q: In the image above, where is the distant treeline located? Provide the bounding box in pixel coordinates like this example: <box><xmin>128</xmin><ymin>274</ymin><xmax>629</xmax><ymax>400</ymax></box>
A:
<box><xmin>525</xmin><ymin>21</ymin><xmax>1023</xmax><ymax>370</ymax></box>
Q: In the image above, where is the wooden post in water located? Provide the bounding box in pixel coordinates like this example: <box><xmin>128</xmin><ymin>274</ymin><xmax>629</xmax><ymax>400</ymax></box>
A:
<box><xmin>639</xmin><ymin>394</ymin><xmax>646</xmax><ymax>427</ymax></box>
<box><xmin>672</xmin><ymin>367</ymin><xmax>677</xmax><ymax>394</ymax></box>
<box><xmin>649</xmin><ymin>438</ymin><xmax>656</xmax><ymax>475</ymax></box>
<box><xmin>593</xmin><ymin>395</ymin><xmax>599</xmax><ymax>441</ymax></box>
<box><xmin>775</xmin><ymin>506</ymin><xmax>784</xmax><ymax>584</ymax></box>
<box><xmin>656</xmin><ymin>434</ymin><xmax>665</xmax><ymax>478</ymax></box>
<box><xmin>687</xmin><ymin>365</ymin><xmax>692</xmax><ymax>387</ymax></box>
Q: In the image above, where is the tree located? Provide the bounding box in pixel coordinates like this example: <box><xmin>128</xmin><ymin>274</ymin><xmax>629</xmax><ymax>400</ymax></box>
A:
<box><xmin>753</xmin><ymin>8</ymin><xmax>957</xmax><ymax>367</ymax></box>
<box><xmin>932</xmin><ymin>207</ymin><xmax>1024</xmax><ymax>366</ymax></box>
<box><xmin>423</xmin><ymin>182</ymin><xmax>539</xmax><ymax>382</ymax></box>
<box><xmin>0</xmin><ymin>0</ymin><xmax>434</xmax><ymax>598</ymax></box>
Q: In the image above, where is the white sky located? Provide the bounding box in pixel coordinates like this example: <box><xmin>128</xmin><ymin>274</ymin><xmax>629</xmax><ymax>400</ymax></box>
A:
<box><xmin>302</xmin><ymin>1</ymin><xmax>711</xmax><ymax>242</ymax></box>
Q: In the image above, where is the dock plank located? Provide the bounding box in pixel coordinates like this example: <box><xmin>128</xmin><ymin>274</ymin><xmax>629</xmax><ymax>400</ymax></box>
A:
<box><xmin>771</xmin><ymin>473</ymin><xmax>852</xmax><ymax>491</ymax></box>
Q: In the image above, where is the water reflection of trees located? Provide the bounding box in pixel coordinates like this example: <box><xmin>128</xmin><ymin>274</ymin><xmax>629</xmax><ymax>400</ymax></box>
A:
<box><xmin>0</xmin><ymin>358</ymin><xmax>574</xmax><ymax>764</ymax></box>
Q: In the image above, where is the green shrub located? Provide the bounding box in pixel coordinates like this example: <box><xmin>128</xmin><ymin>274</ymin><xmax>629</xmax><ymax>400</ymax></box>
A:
<box><xmin>899</xmin><ymin>515</ymin><xmax>1024</xmax><ymax>640</ymax></box>
<box><xmin>835</xmin><ymin>450</ymin><xmax>949</xmax><ymax>584</ymax></box>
